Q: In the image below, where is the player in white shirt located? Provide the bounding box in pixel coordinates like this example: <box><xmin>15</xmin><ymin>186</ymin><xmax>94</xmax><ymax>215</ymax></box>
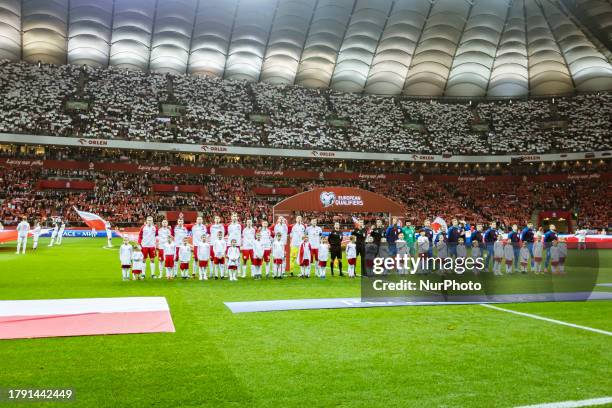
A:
<box><xmin>105</xmin><ymin>221</ymin><xmax>113</xmax><ymax>248</ymax></box>
<box><xmin>190</xmin><ymin>216</ymin><xmax>208</xmax><ymax>276</ymax></box>
<box><xmin>138</xmin><ymin>216</ymin><xmax>158</xmax><ymax>278</ymax></box>
<box><xmin>56</xmin><ymin>222</ymin><xmax>66</xmax><ymax>245</ymax></box>
<box><xmin>575</xmin><ymin>228</ymin><xmax>587</xmax><ymax>250</ymax></box>
<box><xmin>558</xmin><ymin>237</ymin><xmax>568</xmax><ymax>274</ymax></box>
<box><xmin>346</xmin><ymin>236</ymin><xmax>357</xmax><ymax>278</ymax></box>
<box><xmin>241</xmin><ymin>219</ymin><xmax>256</xmax><ymax>278</ymax></box>
<box><xmin>519</xmin><ymin>242</ymin><xmax>530</xmax><ymax>274</ymax></box>
<box><xmin>209</xmin><ymin>215</ymin><xmax>225</xmax><ymax>244</ymax></box>
<box><xmin>305</xmin><ymin>218</ymin><xmax>322</xmax><ymax>276</ymax></box>
<box><xmin>132</xmin><ymin>245</ymin><xmax>145</xmax><ymax>280</ymax></box>
<box><xmin>163</xmin><ymin>236</ymin><xmax>176</xmax><ymax>280</ymax></box>
<box><xmin>178</xmin><ymin>237</ymin><xmax>193</xmax><ymax>279</ymax></box>
<box><xmin>119</xmin><ymin>237</ymin><xmax>133</xmax><ymax>281</ymax></box>
<box><xmin>212</xmin><ymin>230</ymin><xmax>227</xmax><ymax>279</ymax></box>
<box><xmin>297</xmin><ymin>235</ymin><xmax>312</xmax><ymax>278</ymax></box>
<box><xmin>16</xmin><ymin>216</ymin><xmax>30</xmax><ymax>254</ymax></box>
<box><xmin>226</xmin><ymin>239</ymin><xmax>241</xmax><ymax>281</ymax></box>
<box><xmin>493</xmin><ymin>236</ymin><xmax>504</xmax><ymax>276</ymax></box>
<box><xmin>533</xmin><ymin>233</ymin><xmax>544</xmax><ymax>274</ymax></box>
<box><xmin>503</xmin><ymin>240</ymin><xmax>514</xmax><ymax>274</ymax></box>
<box><xmin>272</xmin><ymin>233</ymin><xmax>286</xmax><ymax>279</ymax></box>
<box><xmin>549</xmin><ymin>240</ymin><xmax>561</xmax><ymax>275</ymax></box>
<box><xmin>48</xmin><ymin>222</ymin><xmax>59</xmax><ymax>247</ymax></box>
<box><xmin>196</xmin><ymin>235</ymin><xmax>211</xmax><ymax>280</ymax></box>
<box><xmin>32</xmin><ymin>221</ymin><xmax>41</xmax><ymax>250</ymax></box>
<box><xmin>289</xmin><ymin>216</ymin><xmax>306</xmax><ymax>276</ymax></box>
<box><xmin>259</xmin><ymin>220</ymin><xmax>273</xmax><ymax>277</ymax></box>
<box><xmin>227</xmin><ymin>213</ymin><xmax>242</xmax><ymax>246</ymax></box>
<box><xmin>252</xmin><ymin>231</ymin><xmax>264</xmax><ymax>279</ymax></box>
<box><xmin>173</xmin><ymin>219</ymin><xmax>189</xmax><ymax>277</ymax></box>
<box><xmin>157</xmin><ymin>219</ymin><xmax>172</xmax><ymax>276</ymax></box>
<box><xmin>317</xmin><ymin>236</ymin><xmax>329</xmax><ymax>279</ymax></box>
<box><xmin>91</xmin><ymin>227</ymin><xmax>97</xmax><ymax>239</ymax></box>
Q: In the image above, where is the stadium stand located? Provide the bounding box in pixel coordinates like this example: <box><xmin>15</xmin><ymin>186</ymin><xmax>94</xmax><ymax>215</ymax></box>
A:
<box><xmin>0</xmin><ymin>61</ymin><xmax>610</xmax><ymax>155</ymax></box>
<box><xmin>1</xmin><ymin>147</ymin><xmax>609</xmax><ymax>229</ymax></box>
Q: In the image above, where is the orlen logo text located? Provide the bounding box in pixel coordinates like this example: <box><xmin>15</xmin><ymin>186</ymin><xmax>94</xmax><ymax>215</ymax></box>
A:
<box><xmin>201</xmin><ymin>145</ymin><xmax>228</xmax><ymax>153</ymax></box>
<box><xmin>78</xmin><ymin>138</ymin><xmax>108</xmax><ymax>146</ymax></box>
<box><xmin>411</xmin><ymin>154</ymin><xmax>435</xmax><ymax>161</ymax></box>
<box><xmin>311</xmin><ymin>150</ymin><xmax>336</xmax><ymax>157</ymax></box>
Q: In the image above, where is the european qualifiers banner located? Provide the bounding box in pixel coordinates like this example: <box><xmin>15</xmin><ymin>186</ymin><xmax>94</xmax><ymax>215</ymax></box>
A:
<box><xmin>360</xmin><ymin>243</ymin><xmax>601</xmax><ymax>303</ymax></box>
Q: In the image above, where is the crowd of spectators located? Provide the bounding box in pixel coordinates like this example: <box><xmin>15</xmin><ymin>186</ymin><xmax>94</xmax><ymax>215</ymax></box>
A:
<box><xmin>0</xmin><ymin>61</ymin><xmax>610</xmax><ymax>155</ymax></box>
<box><xmin>1</xmin><ymin>160</ymin><xmax>609</xmax><ymax>230</ymax></box>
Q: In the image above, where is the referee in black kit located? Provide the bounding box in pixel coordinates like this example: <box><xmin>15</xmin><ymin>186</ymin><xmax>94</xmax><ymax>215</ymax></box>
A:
<box><xmin>351</xmin><ymin>219</ymin><xmax>367</xmax><ymax>276</ymax></box>
<box><xmin>328</xmin><ymin>222</ymin><xmax>343</xmax><ymax>276</ymax></box>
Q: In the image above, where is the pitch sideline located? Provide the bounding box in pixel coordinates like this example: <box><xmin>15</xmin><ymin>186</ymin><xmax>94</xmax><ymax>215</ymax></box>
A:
<box><xmin>479</xmin><ymin>304</ymin><xmax>612</xmax><ymax>336</ymax></box>
<box><xmin>514</xmin><ymin>396</ymin><xmax>612</xmax><ymax>408</ymax></box>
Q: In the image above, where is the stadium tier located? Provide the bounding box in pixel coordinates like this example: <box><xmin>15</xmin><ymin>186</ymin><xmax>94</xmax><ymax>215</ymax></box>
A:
<box><xmin>0</xmin><ymin>61</ymin><xmax>610</xmax><ymax>155</ymax></box>
<box><xmin>1</xmin><ymin>146</ymin><xmax>610</xmax><ymax>229</ymax></box>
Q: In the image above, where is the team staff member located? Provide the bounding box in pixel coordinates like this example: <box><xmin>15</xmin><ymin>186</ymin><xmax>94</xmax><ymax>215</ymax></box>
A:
<box><xmin>351</xmin><ymin>220</ymin><xmax>367</xmax><ymax>276</ymax></box>
<box><xmin>401</xmin><ymin>221</ymin><xmax>416</xmax><ymax>255</ymax></box>
<box><xmin>328</xmin><ymin>222</ymin><xmax>343</xmax><ymax>276</ymax></box>
<box><xmin>370</xmin><ymin>219</ymin><xmax>385</xmax><ymax>247</ymax></box>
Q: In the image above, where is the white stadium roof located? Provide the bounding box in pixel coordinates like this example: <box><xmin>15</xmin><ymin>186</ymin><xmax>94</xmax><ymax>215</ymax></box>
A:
<box><xmin>0</xmin><ymin>0</ymin><xmax>611</xmax><ymax>96</ymax></box>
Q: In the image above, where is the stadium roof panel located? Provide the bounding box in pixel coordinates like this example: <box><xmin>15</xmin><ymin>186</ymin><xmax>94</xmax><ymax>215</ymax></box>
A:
<box><xmin>1</xmin><ymin>0</ymin><xmax>611</xmax><ymax>96</ymax></box>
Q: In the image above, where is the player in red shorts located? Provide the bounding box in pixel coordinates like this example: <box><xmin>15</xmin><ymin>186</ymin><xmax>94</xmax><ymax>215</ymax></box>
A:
<box><xmin>138</xmin><ymin>216</ymin><xmax>158</xmax><ymax>279</ymax></box>
<box><xmin>259</xmin><ymin>220</ymin><xmax>273</xmax><ymax>278</ymax></box>
<box><xmin>156</xmin><ymin>219</ymin><xmax>172</xmax><ymax>277</ymax></box>
<box><xmin>241</xmin><ymin>219</ymin><xmax>256</xmax><ymax>278</ymax></box>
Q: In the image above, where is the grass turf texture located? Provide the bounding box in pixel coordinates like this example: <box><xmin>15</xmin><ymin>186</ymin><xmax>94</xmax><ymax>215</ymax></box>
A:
<box><xmin>0</xmin><ymin>237</ymin><xmax>610</xmax><ymax>408</ymax></box>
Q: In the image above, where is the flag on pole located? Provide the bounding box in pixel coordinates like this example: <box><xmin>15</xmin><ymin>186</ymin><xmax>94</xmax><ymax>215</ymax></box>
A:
<box><xmin>73</xmin><ymin>207</ymin><xmax>109</xmax><ymax>230</ymax></box>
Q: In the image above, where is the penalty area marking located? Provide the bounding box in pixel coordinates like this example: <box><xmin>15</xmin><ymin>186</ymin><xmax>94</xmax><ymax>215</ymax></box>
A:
<box><xmin>514</xmin><ymin>396</ymin><xmax>612</xmax><ymax>408</ymax></box>
<box><xmin>480</xmin><ymin>304</ymin><xmax>612</xmax><ymax>336</ymax></box>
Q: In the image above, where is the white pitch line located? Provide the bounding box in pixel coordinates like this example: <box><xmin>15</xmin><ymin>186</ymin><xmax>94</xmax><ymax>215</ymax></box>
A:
<box><xmin>480</xmin><ymin>304</ymin><xmax>612</xmax><ymax>336</ymax></box>
<box><xmin>514</xmin><ymin>396</ymin><xmax>612</xmax><ymax>408</ymax></box>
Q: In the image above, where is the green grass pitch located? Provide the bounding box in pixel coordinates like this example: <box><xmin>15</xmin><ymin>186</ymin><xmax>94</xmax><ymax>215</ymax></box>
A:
<box><xmin>0</xmin><ymin>237</ymin><xmax>611</xmax><ymax>408</ymax></box>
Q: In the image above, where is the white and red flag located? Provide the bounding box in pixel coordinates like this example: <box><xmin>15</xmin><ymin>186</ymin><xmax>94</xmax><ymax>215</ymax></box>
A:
<box><xmin>431</xmin><ymin>216</ymin><xmax>447</xmax><ymax>233</ymax></box>
<box><xmin>0</xmin><ymin>297</ymin><xmax>175</xmax><ymax>340</ymax></box>
<box><xmin>73</xmin><ymin>207</ymin><xmax>108</xmax><ymax>230</ymax></box>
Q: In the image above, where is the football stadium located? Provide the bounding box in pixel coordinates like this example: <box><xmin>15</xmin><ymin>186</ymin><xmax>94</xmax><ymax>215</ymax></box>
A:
<box><xmin>0</xmin><ymin>0</ymin><xmax>611</xmax><ymax>406</ymax></box>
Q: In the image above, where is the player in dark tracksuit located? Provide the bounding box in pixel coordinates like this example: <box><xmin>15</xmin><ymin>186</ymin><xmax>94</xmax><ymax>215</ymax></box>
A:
<box><xmin>483</xmin><ymin>222</ymin><xmax>498</xmax><ymax>271</ymax></box>
<box><xmin>543</xmin><ymin>225</ymin><xmax>558</xmax><ymax>269</ymax></box>
<box><xmin>520</xmin><ymin>222</ymin><xmax>535</xmax><ymax>267</ymax></box>
<box><xmin>507</xmin><ymin>224</ymin><xmax>521</xmax><ymax>269</ymax></box>
<box><xmin>351</xmin><ymin>221</ymin><xmax>367</xmax><ymax>275</ymax></box>
<box><xmin>328</xmin><ymin>222</ymin><xmax>343</xmax><ymax>276</ymax></box>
